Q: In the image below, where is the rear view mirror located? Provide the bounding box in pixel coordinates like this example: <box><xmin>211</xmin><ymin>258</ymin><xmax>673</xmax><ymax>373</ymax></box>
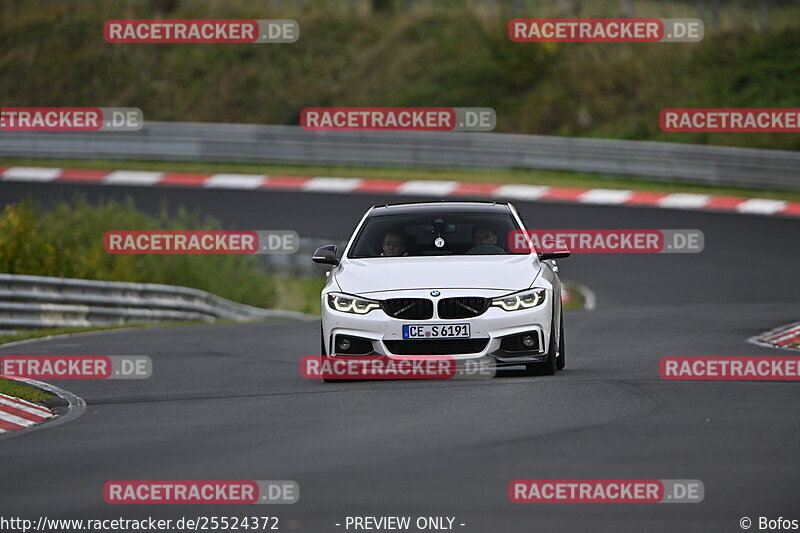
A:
<box><xmin>312</xmin><ymin>244</ymin><xmax>339</xmax><ymax>265</ymax></box>
<box><xmin>424</xmin><ymin>224</ymin><xmax>456</xmax><ymax>233</ymax></box>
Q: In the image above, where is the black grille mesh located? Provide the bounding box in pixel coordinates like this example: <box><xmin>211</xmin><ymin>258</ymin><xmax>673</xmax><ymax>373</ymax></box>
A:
<box><xmin>437</xmin><ymin>297</ymin><xmax>490</xmax><ymax>319</ymax></box>
<box><xmin>381</xmin><ymin>298</ymin><xmax>434</xmax><ymax>320</ymax></box>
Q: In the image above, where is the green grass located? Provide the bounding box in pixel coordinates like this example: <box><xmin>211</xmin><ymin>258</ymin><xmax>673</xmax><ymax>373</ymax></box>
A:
<box><xmin>0</xmin><ymin>324</ymin><xmax>147</xmax><ymax>346</ymax></box>
<box><xmin>0</xmin><ymin>195</ymin><xmax>326</xmax><ymax>318</ymax></box>
<box><xmin>2</xmin><ymin>1</ymin><xmax>800</xmax><ymax>150</ymax></box>
<box><xmin>0</xmin><ymin>320</ymin><xmax>267</xmax><ymax>346</ymax></box>
<box><xmin>4</xmin><ymin>157</ymin><xmax>799</xmax><ymax>201</ymax></box>
<box><xmin>0</xmin><ymin>313</ymin><xmax>320</xmax><ymax>346</ymax></box>
<box><xmin>0</xmin><ymin>377</ymin><xmax>54</xmax><ymax>403</ymax></box>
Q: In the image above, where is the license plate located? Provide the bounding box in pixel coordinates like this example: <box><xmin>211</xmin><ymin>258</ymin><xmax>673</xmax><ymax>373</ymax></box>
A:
<box><xmin>402</xmin><ymin>324</ymin><xmax>470</xmax><ymax>339</ymax></box>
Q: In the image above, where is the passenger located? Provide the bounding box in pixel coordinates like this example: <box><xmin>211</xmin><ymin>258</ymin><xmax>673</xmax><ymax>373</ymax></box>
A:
<box><xmin>472</xmin><ymin>226</ymin><xmax>498</xmax><ymax>246</ymax></box>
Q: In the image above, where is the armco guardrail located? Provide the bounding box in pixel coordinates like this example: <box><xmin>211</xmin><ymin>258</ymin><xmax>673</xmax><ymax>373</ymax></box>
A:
<box><xmin>0</xmin><ymin>274</ymin><xmax>313</xmax><ymax>333</ymax></box>
<box><xmin>1</xmin><ymin>122</ymin><xmax>799</xmax><ymax>190</ymax></box>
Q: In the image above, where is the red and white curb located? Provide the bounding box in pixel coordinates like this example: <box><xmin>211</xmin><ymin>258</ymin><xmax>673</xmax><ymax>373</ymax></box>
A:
<box><xmin>750</xmin><ymin>322</ymin><xmax>800</xmax><ymax>352</ymax></box>
<box><xmin>0</xmin><ymin>392</ymin><xmax>54</xmax><ymax>433</ymax></box>
<box><xmin>2</xmin><ymin>166</ymin><xmax>799</xmax><ymax>219</ymax></box>
<box><xmin>0</xmin><ymin>374</ymin><xmax>85</xmax><ymax>439</ymax></box>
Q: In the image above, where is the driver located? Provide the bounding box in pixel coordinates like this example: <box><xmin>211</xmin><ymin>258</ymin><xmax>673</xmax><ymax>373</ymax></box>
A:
<box><xmin>381</xmin><ymin>231</ymin><xmax>407</xmax><ymax>257</ymax></box>
<box><xmin>472</xmin><ymin>226</ymin><xmax>498</xmax><ymax>246</ymax></box>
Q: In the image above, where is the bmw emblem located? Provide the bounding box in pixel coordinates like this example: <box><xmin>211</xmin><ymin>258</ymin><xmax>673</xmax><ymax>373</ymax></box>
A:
<box><xmin>430</xmin><ymin>290</ymin><xmax>441</xmax><ymax>297</ymax></box>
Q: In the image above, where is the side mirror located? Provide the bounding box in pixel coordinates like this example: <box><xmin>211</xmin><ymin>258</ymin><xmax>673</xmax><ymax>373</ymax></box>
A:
<box><xmin>538</xmin><ymin>239</ymin><xmax>570</xmax><ymax>260</ymax></box>
<box><xmin>539</xmin><ymin>251</ymin><xmax>571</xmax><ymax>260</ymax></box>
<box><xmin>312</xmin><ymin>244</ymin><xmax>339</xmax><ymax>265</ymax></box>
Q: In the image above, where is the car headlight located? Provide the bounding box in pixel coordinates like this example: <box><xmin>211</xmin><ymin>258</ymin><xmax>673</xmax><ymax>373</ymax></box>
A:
<box><xmin>327</xmin><ymin>292</ymin><xmax>381</xmax><ymax>314</ymax></box>
<box><xmin>491</xmin><ymin>288</ymin><xmax>547</xmax><ymax>311</ymax></box>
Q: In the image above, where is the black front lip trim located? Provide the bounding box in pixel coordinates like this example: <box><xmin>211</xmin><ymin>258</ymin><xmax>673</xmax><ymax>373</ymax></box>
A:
<box><xmin>489</xmin><ymin>350</ymin><xmax>548</xmax><ymax>364</ymax></box>
<box><xmin>324</xmin><ymin>353</ymin><xmax>547</xmax><ymax>367</ymax></box>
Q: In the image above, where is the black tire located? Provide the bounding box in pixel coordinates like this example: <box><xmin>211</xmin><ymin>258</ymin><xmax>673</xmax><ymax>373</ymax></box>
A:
<box><xmin>556</xmin><ymin>310</ymin><xmax>566</xmax><ymax>370</ymax></box>
<box><xmin>525</xmin><ymin>310</ymin><xmax>559</xmax><ymax>376</ymax></box>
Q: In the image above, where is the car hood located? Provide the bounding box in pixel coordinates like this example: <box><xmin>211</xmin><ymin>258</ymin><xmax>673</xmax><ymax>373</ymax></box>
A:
<box><xmin>333</xmin><ymin>256</ymin><xmax>540</xmax><ymax>294</ymax></box>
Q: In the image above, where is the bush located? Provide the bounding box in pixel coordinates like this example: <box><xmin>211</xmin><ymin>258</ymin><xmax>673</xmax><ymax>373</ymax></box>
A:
<box><xmin>0</xmin><ymin>196</ymin><xmax>322</xmax><ymax>311</ymax></box>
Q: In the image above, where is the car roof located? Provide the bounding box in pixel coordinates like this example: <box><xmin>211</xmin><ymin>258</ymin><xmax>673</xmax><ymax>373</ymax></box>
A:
<box><xmin>368</xmin><ymin>201</ymin><xmax>512</xmax><ymax>217</ymax></box>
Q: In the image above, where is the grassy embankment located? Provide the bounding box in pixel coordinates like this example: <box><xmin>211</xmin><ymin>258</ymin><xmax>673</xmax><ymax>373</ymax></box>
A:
<box><xmin>0</xmin><ymin>196</ymin><xmax>325</xmax><ymax>319</ymax></box>
<box><xmin>0</xmin><ymin>378</ymin><xmax>54</xmax><ymax>403</ymax></box>
<box><xmin>1</xmin><ymin>0</ymin><xmax>799</xmax><ymax>152</ymax></box>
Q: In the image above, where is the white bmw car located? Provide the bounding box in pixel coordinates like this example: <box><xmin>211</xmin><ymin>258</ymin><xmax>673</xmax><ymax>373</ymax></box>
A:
<box><xmin>313</xmin><ymin>201</ymin><xmax>569</xmax><ymax>376</ymax></box>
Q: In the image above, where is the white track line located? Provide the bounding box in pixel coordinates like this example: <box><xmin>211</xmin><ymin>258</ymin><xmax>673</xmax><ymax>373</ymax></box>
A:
<box><xmin>579</xmin><ymin>189</ymin><xmax>633</xmax><ymax>205</ymax></box>
<box><xmin>492</xmin><ymin>184</ymin><xmax>550</xmax><ymax>200</ymax></box>
<box><xmin>2</xmin><ymin>167</ymin><xmax>62</xmax><ymax>181</ymax></box>
<box><xmin>658</xmin><ymin>193</ymin><xmax>711</xmax><ymax>209</ymax></box>
<box><xmin>204</xmin><ymin>173</ymin><xmax>266</xmax><ymax>189</ymax></box>
<box><xmin>104</xmin><ymin>170</ymin><xmax>164</xmax><ymax>186</ymax></box>
<box><xmin>736</xmin><ymin>198</ymin><xmax>788</xmax><ymax>215</ymax></box>
<box><xmin>397</xmin><ymin>180</ymin><xmax>459</xmax><ymax>196</ymax></box>
<box><xmin>302</xmin><ymin>177</ymin><xmax>363</xmax><ymax>192</ymax></box>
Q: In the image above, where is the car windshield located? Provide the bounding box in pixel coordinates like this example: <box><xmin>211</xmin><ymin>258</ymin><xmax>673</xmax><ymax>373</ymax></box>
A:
<box><xmin>347</xmin><ymin>211</ymin><xmax>525</xmax><ymax>258</ymax></box>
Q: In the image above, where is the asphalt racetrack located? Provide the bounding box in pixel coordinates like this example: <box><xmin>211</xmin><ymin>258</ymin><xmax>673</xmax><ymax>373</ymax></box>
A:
<box><xmin>1</xmin><ymin>181</ymin><xmax>799</xmax><ymax>532</ymax></box>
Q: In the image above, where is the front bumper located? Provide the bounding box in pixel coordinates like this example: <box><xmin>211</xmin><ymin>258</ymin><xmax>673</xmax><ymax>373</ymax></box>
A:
<box><xmin>321</xmin><ymin>290</ymin><xmax>553</xmax><ymax>366</ymax></box>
